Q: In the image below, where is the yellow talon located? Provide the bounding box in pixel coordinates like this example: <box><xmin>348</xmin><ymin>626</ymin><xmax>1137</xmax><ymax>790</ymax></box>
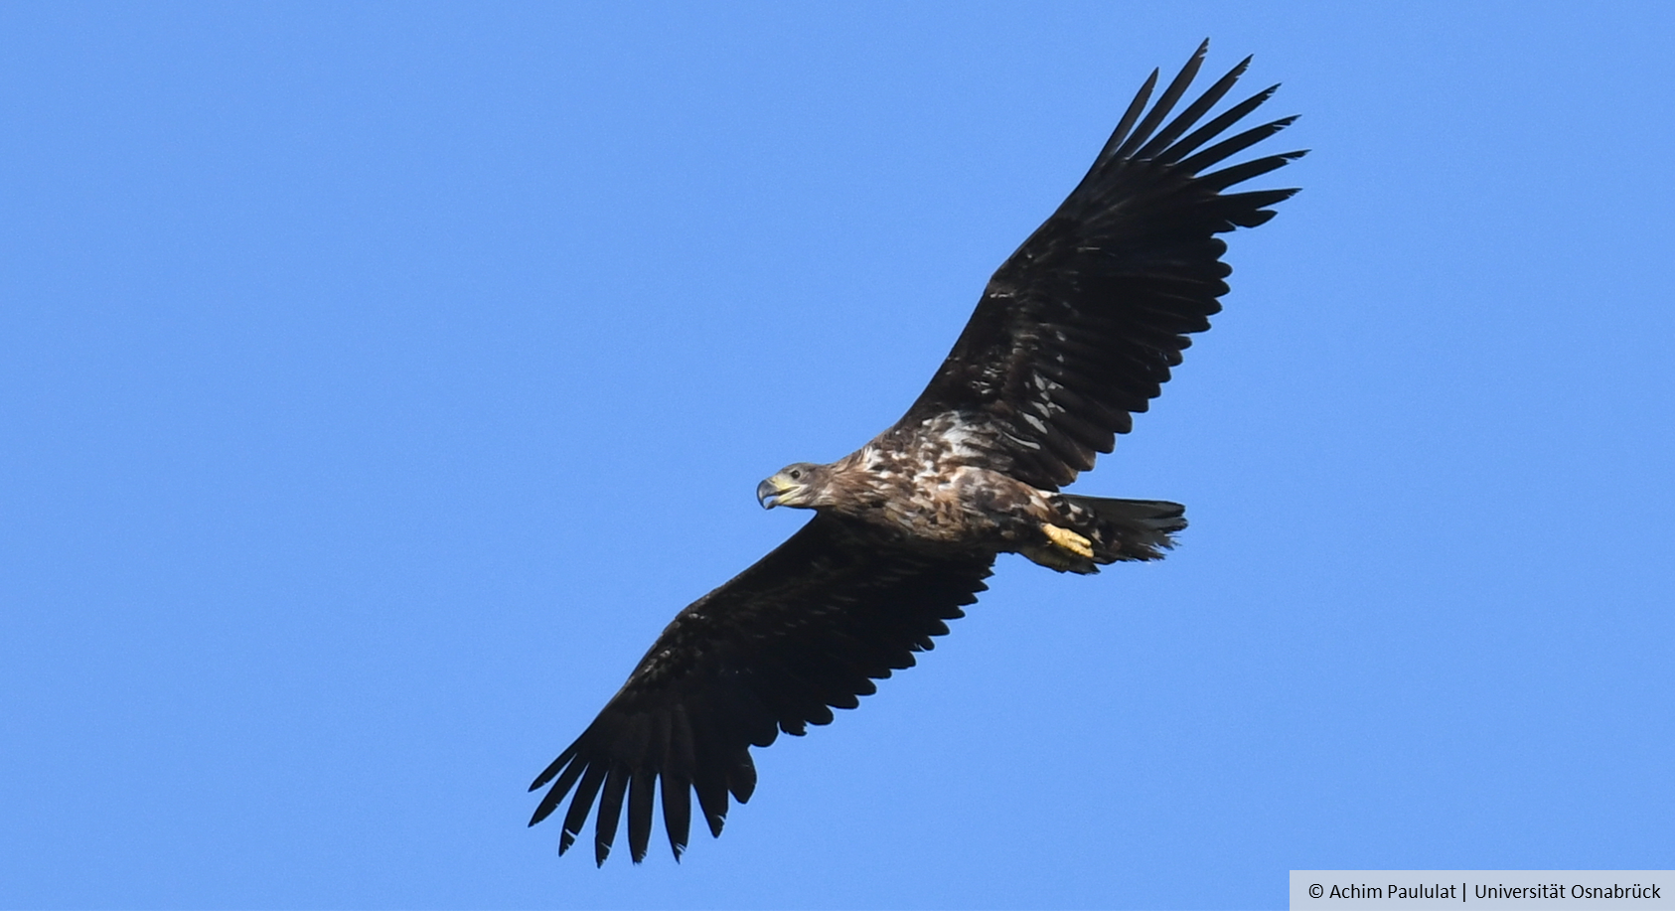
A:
<box><xmin>1042</xmin><ymin>524</ymin><xmax>1094</xmax><ymax>559</ymax></box>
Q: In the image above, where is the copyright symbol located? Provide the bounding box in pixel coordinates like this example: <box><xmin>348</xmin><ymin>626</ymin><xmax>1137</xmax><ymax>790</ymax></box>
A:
<box><xmin>1310</xmin><ymin>884</ymin><xmax>1323</xmax><ymax>898</ymax></box>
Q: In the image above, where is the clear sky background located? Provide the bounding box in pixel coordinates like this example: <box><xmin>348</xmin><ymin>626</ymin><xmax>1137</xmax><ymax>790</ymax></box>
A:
<box><xmin>3</xmin><ymin>3</ymin><xmax>1672</xmax><ymax>909</ymax></box>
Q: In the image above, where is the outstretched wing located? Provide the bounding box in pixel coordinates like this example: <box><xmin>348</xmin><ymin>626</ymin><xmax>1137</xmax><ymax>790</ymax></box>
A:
<box><xmin>899</xmin><ymin>40</ymin><xmax>1304</xmax><ymax>489</ymax></box>
<box><xmin>528</xmin><ymin>514</ymin><xmax>994</xmax><ymax>864</ymax></box>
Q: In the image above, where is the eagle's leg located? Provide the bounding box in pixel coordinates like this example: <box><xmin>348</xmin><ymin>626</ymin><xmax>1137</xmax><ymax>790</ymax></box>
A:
<box><xmin>1017</xmin><ymin>523</ymin><xmax>1099</xmax><ymax>574</ymax></box>
<box><xmin>1040</xmin><ymin>523</ymin><xmax>1095</xmax><ymax>559</ymax></box>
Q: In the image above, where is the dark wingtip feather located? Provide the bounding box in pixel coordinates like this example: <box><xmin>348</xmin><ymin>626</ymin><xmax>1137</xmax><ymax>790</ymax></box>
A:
<box><xmin>1110</xmin><ymin>40</ymin><xmax>1209</xmax><ymax>161</ymax></box>
<box><xmin>527</xmin><ymin>749</ymin><xmax>587</xmax><ymax>827</ymax></box>
<box><xmin>1135</xmin><ymin>53</ymin><xmax>1252</xmax><ymax>161</ymax></box>
<box><xmin>593</xmin><ymin>764</ymin><xmax>629</xmax><ymax>866</ymax></box>
<box><xmin>1160</xmin><ymin>84</ymin><xmax>1280</xmax><ymax>166</ymax></box>
<box><xmin>729</xmin><ymin>751</ymin><xmax>757</xmax><ymax>803</ymax></box>
<box><xmin>662</xmin><ymin>777</ymin><xmax>693</xmax><ymax>862</ymax></box>
<box><xmin>1176</xmin><ymin>114</ymin><xmax>1299</xmax><ymax>177</ymax></box>
<box><xmin>627</xmin><ymin>768</ymin><xmax>655</xmax><ymax>863</ymax></box>
<box><xmin>1095</xmin><ymin>67</ymin><xmax>1159</xmax><ymax>167</ymax></box>
<box><xmin>1197</xmin><ymin>148</ymin><xmax>1306</xmax><ymax>195</ymax></box>
<box><xmin>691</xmin><ymin>739</ymin><xmax>731</xmax><ymax>838</ymax></box>
<box><xmin>529</xmin><ymin>744</ymin><xmax>578</xmax><ymax>792</ymax></box>
<box><xmin>559</xmin><ymin>763</ymin><xmax>608</xmax><ymax>853</ymax></box>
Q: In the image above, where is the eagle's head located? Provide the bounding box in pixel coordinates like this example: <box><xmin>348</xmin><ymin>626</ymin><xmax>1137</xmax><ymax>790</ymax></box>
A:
<box><xmin>756</xmin><ymin>462</ymin><xmax>831</xmax><ymax>510</ymax></box>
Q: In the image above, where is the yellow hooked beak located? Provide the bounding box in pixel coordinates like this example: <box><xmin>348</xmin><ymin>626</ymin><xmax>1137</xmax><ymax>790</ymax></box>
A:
<box><xmin>755</xmin><ymin>474</ymin><xmax>798</xmax><ymax>509</ymax></box>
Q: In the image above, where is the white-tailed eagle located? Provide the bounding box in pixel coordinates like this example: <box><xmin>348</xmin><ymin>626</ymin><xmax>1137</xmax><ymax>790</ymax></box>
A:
<box><xmin>530</xmin><ymin>41</ymin><xmax>1303</xmax><ymax>864</ymax></box>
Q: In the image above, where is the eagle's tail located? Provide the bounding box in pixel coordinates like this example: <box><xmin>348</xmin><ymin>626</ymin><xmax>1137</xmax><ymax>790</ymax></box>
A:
<box><xmin>1022</xmin><ymin>496</ymin><xmax>1185</xmax><ymax>573</ymax></box>
<box><xmin>1062</xmin><ymin>495</ymin><xmax>1186</xmax><ymax>563</ymax></box>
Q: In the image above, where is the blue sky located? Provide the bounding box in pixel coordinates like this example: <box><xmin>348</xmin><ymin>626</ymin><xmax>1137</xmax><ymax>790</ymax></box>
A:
<box><xmin>3</xmin><ymin>3</ymin><xmax>1672</xmax><ymax>909</ymax></box>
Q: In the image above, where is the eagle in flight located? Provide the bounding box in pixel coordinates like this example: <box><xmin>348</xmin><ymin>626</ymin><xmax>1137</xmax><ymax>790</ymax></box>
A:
<box><xmin>530</xmin><ymin>41</ymin><xmax>1303</xmax><ymax>864</ymax></box>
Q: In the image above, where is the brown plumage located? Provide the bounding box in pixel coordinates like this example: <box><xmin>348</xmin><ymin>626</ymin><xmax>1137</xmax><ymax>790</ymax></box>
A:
<box><xmin>529</xmin><ymin>40</ymin><xmax>1303</xmax><ymax>864</ymax></box>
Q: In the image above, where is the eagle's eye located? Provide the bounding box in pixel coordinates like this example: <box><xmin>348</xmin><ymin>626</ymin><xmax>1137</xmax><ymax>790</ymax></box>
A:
<box><xmin>789</xmin><ymin>468</ymin><xmax>803</xmax><ymax>480</ymax></box>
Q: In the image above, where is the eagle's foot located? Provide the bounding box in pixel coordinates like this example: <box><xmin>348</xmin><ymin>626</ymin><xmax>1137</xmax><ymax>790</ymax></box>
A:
<box><xmin>1041</xmin><ymin>523</ymin><xmax>1094</xmax><ymax>559</ymax></box>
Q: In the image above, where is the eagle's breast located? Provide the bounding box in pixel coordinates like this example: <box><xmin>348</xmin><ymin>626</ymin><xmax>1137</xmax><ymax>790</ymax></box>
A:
<box><xmin>824</xmin><ymin>413</ymin><xmax>1047</xmax><ymax>546</ymax></box>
